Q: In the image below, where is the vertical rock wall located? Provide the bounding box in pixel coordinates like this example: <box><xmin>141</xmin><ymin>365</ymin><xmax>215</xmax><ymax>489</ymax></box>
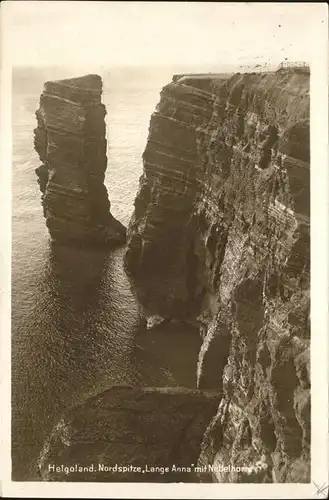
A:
<box><xmin>124</xmin><ymin>70</ymin><xmax>310</xmax><ymax>482</ymax></box>
<box><xmin>34</xmin><ymin>74</ymin><xmax>126</xmax><ymax>246</ymax></box>
<box><xmin>37</xmin><ymin>387</ymin><xmax>220</xmax><ymax>482</ymax></box>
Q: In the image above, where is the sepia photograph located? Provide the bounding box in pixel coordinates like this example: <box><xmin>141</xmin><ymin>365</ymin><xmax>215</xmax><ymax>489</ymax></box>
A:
<box><xmin>1</xmin><ymin>1</ymin><xmax>328</xmax><ymax>498</ymax></box>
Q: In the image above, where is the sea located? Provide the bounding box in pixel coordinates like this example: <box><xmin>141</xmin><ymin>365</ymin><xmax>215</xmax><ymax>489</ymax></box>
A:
<box><xmin>11</xmin><ymin>65</ymin><xmax>204</xmax><ymax>480</ymax></box>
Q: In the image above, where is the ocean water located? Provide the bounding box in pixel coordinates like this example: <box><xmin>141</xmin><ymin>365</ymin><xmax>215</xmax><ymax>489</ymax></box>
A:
<box><xmin>11</xmin><ymin>67</ymin><xmax>201</xmax><ymax>480</ymax></box>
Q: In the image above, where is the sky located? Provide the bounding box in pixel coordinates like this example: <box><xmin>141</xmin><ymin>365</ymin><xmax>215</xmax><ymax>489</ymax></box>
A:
<box><xmin>2</xmin><ymin>1</ymin><xmax>326</xmax><ymax>71</ymax></box>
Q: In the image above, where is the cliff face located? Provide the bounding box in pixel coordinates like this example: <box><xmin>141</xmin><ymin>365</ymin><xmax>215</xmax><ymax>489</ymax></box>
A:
<box><xmin>124</xmin><ymin>70</ymin><xmax>310</xmax><ymax>482</ymax></box>
<box><xmin>34</xmin><ymin>74</ymin><xmax>126</xmax><ymax>246</ymax></box>
<box><xmin>38</xmin><ymin>386</ymin><xmax>220</xmax><ymax>482</ymax></box>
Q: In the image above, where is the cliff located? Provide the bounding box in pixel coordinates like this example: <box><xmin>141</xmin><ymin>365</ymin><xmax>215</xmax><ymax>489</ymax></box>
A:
<box><xmin>34</xmin><ymin>74</ymin><xmax>126</xmax><ymax>246</ymax></box>
<box><xmin>124</xmin><ymin>70</ymin><xmax>310</xmax><ymax>482</ymax></box>
<box><xmin>38</xmin><ymin>386</ymin><xmax>220</xmax><ymax>482</ymax></box>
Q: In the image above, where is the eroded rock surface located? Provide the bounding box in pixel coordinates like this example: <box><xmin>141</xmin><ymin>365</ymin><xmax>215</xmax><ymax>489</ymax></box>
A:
<box><xmin>38</xmin><ymin>386</ymin><xmax>220</xmax><ymax>482</ymax></box>
<box><xmin>124</xmin><ymin>70</ymin><xmax>310</xmax><ymax>482</ymax></box>
<box><xmin>34</xmin><ymin>74</ymin><xmax>126</xmax><ymax>246</ymax></box>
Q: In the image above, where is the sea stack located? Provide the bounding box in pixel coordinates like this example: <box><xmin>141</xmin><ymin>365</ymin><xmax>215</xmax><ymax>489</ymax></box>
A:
<box><xmin>34</xmin><ymin>74</ymin><xmax>126</xmax><ymax>246</ymax></box>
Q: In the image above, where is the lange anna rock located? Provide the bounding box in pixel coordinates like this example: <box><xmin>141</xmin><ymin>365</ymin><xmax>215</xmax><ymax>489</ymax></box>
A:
<box><xmin>34</xmin><ymin>74</ymin><xmax>126</xmax><ymax>247</ymax></box>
